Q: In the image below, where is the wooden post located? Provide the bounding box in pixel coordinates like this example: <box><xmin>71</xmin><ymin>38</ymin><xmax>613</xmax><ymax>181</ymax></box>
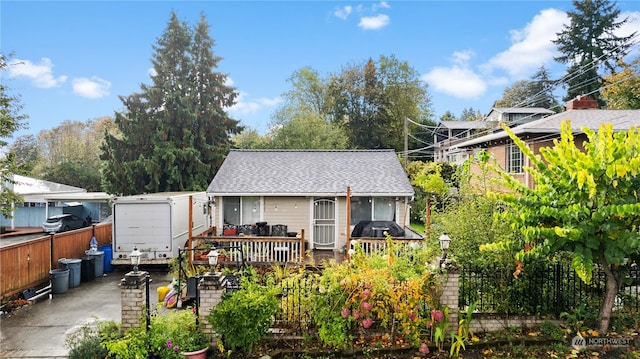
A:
<box><xmin>300</xmin><ymin>229</ymin><xmax>305</xmax><ymax>265</ymax></box>
<box><xmin>346</xmin><ymin>186</ymin><xmax>351</xmax><ymax>261</ymax></box>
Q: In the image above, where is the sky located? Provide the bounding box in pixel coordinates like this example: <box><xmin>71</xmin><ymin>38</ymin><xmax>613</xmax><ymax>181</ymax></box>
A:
<box><xmin>2</xmin><ymin>0</ymin><xmax>640</xmax><ymax>140</ymax></box>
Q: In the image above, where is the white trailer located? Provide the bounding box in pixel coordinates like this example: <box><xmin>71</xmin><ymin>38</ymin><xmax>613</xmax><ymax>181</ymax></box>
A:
<box><xmin>111</xmin><ymin>192</ymin><xmax>209</xmax><ymax>265</ymax></box>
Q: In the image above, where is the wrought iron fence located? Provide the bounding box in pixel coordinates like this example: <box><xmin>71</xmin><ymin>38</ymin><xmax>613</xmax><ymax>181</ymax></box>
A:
<box><xmin>459</xmin><ymin>262</ymin><xmax>640</xmax><ymax>316</ymax></box>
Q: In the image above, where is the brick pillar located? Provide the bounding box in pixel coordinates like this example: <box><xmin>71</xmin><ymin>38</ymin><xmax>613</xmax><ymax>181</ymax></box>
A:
<box><xmin>198</xmin><ymin>273</ymin><xmax>226</xmax><ymax>342</ymax></box>
<box><xmin>120</xmin><ymin>271</ymin><xmax>148</xmax><ymax>331</ymax></box>
<box><xmin>440</xmin><ymin>269</ymin><xmax>459</xmax><ymax>333</ymax></box>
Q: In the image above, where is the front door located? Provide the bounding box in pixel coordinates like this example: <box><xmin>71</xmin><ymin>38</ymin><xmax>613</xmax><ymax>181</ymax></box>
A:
<box><xmin>313</xmin><ymin>198</ymin><xmax>335</xmax><ymax>249</ymax></box>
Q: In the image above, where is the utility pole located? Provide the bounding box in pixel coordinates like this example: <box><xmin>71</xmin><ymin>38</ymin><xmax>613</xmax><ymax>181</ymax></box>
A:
<box><xmin>404</xmin><ymin>118</ymin><xmax>408</xmax><ymax>167</ymax></box>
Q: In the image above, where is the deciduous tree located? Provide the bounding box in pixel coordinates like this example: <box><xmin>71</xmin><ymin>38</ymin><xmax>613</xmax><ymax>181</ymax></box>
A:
<box><xmin>601</xmin><ymin>55</ymin><xmax>640</xmax><ymax>109</ymax></box>
<box><xmin>486</xmin><ymin>121</ymin><xmax>640</xmax><ymax>334</ymax></box>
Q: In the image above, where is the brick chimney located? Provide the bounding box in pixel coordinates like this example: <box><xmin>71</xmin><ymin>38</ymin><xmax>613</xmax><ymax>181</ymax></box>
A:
<box><xmin>566</xmin><ymin>95</ymin><xmax>598</xmax><ymax>110</ymax></box>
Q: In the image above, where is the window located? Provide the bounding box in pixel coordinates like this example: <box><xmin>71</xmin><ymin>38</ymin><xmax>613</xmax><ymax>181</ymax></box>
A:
<box><xmin>350</xmin><ymin>197</ymin><xmax>396</xmax><ymax>224</ymax></box>
<box><xmin>506</xmin><ymin>141</ymin><xmax>523</xmax><ymax>173</ymax></box>
<box><xmin>223</xmin><ymin>196</ymin><xmax>260</xmax><ymax>225</ymax></box>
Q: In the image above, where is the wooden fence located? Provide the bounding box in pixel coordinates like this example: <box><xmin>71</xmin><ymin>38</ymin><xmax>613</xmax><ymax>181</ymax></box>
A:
<box><xmin>0</xmin><ymin>223</ymin><xmax>112</xmax><ymax>303</ymax></box>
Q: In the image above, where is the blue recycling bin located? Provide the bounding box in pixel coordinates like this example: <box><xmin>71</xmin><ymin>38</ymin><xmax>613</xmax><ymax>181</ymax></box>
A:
<box><xmin>100</xmin><ymin>244</ymin><xmax>113</xmax><ymax>272</ymax></box>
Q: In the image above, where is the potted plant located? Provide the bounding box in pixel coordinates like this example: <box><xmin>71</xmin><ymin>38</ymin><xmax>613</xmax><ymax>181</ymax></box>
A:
<box><xmin>147</xmin><ymin>307</ymin><xmax>209</xmax><ymax>359</ymax></box>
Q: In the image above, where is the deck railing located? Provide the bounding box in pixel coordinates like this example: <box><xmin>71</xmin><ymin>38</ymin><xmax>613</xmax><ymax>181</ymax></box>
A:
<box><xmin>192</xmin><ymin>227</ymin><xmax>306</xmax><ymax>265</ymax></box>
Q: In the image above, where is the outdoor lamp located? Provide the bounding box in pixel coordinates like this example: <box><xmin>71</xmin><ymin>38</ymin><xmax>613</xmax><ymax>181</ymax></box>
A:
<box><xmin>207</xmin><ymin>249</ymin><xmax>219</xmax><ymax>273</ymax></box>
<box><xmin>130</xmin><ymin>246</ymin><xmax>142</xmax><ymax>274</ymax></box>
<box><xmin>439</xmin><ymin>232</ymin><xmax>452</xmax><ymax>266</ymax></box>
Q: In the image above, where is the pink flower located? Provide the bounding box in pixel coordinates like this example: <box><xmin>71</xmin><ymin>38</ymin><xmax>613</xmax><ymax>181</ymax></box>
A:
<box><xmin>166</xmin><ymin>340</ymin><xmax>173</xmax><ymax>348</ymax></box>
<box><xmin>362</xmin><ymin>318</ymin><xmax>373</xmax><ymax>329</ymax></box>
<box><xmin>353</xmin><ymin>309</ymin><xmax>361</xmax><ymax>319</ymax></box>
<box><xmin>431</xmin><ymin>309</ymin><xmax>444</xmax><ymax>322</ymax></box>
<box><xmin>419</xmin><ymin>342</ymin><xmax>430</xmax><ymax>354</ymax></box>
<box><xmin>340</xmin><ymin>279</ymin><xmax>347</xmax><ymax>286</ymax></box>
<box><xmin>341</xmin><ymin>307</ymin><xmax>350</xmax><ymax>318</ymax></box>
<box><xmin>425</xmin><ymin>321</ymin><xmax>432</xmax><ymax>328</ymax></box>
<box><xmin>360</xmin><ymin>301</ymin><xmax>373</xmax><ymax>312</ymax></box>
<box><xmin>408</xmin><ymin>311</ymin><xmax>416</xmax><ymax>321</ymax></box>
<box><xmin>362</xmin><ymin>288</ymin><xmax>371</xmax><ymax>299</ymax></box>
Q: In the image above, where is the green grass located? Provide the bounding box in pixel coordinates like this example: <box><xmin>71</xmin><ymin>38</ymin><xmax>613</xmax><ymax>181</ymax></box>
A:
<box><xmin>409</xmin><ymin>222</ymin><xmax>425</xmax><ymax>235</ymax></box>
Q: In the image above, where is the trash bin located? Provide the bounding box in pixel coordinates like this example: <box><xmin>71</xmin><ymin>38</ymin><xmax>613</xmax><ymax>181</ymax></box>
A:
<box><xmin>58</xmin><ymin>258</ymin><xmax>81</xmax><ymax>288</ymax></box>
<box><xmin>81</xmin><ymin>256</ymin><xmax>95</xmax><ymax>282</ymax></box>
<box><xmin>85</xmin><ymin>250</ymin><xmax>105</xmax><ymax>277</ymax></box>
<box><xmin>50</xmin><ymin>268</ymin><xmax>69</xmax><ymax>294</ymax></box>
<box><xmin>100</xmin><ymin>244</ymin><xmax>113</xmax><ymax>273</ymax></box>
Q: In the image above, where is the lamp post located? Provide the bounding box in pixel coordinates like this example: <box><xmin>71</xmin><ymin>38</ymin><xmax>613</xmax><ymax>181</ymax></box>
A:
<box><xmin>439</xmin><ymin>232</ymin><xmax>452</xmax><ymax>267</ymax></box>
<box><xmin>207</xmin><ymin>249</ymin><xmax>219</xmax><ymax>274</ymax></box>
<box><xmin>130</xmin><ymin>246</ymin><xmax>142</xmax><ymax>274</ymax></box>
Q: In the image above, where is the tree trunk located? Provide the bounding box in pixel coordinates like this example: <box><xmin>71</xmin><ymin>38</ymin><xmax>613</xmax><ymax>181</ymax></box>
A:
<box><xmin>598</xmin><ymin>259</ymin><xmax>620</xmax><ymax>335</ymax></box>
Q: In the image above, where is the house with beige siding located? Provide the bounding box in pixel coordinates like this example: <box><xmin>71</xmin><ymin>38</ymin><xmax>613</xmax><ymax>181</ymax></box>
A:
<box><xmin>206</xmin><ymin>149</ymin><xmax>419</xmax><ymax>253</ymax></box>
<box><xmin>444</xmin><ymin>97</ymin><xmax>640</xmax><ymax>189</ymax></box>
<box><xmin>433</xmin><ymin>107</ymin><xmax>555</xmax><ymax>163</ymax></box>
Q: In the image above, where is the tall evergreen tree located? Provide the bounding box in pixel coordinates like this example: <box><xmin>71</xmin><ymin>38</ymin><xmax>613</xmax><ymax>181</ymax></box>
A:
<box><xmin>458</xmin><ymin>107</ymin><xmax>482</xmax><ymax>121</ymax></box>
<box><xmin>101</xmin><ymin>12</ymin><xmax>241</xmax><ymax>195</ymax></box>
<box><xmin>528</xmin><ymin>66</ymin><xmax>562</xmax><ymax>112</ymax></box>
<box><xmin>493</xmin><ymin>67</ymin><xmax>561</xmax><ymax>112</ymax></box>
<box><xmin>553</xmin><ymin>0</ymin><xmax>636</xmax><ymax>104</ymax></box>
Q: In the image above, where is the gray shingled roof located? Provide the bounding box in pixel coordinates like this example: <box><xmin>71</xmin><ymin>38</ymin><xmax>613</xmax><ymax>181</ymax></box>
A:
<box><xmin>489</xmin><ymin>107</ymin><xmax>555</xmax><ymax>115</ymax></box>
<box><xmin>207</xmin><ymin>150</ymin><xmax>414</xmax><ymax>196</ymax></box>
<box><xmin>453</xmin><ymin>109</ymin><xmax>640</xmax><ymax>148</ymax></box>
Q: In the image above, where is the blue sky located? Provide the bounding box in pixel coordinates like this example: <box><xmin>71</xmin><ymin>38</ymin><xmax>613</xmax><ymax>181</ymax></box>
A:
<box><xmin>2</xmin><ymin>1</ymin><xmax>639</xmax><ymax>139</ymax></box>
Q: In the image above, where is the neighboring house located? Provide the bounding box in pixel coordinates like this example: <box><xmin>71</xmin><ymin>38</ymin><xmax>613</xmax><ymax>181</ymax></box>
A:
<box><xmin>434</xmin><ymin>107</ymin><xmax>554</xmax><ymax>163</ymax></box>
<box><xmin>206</xmin><ymin>149</ymin><xmax>419</xmax><ymax>252</ymax></box>
<box><xmin>483</xmin><ymin>107</ymin><xmax>555</xmax><ymax>124</ymax></box>
<box><xmin>445</xmin><ymin>96</ymin><xmax>640</xmax><ymax>189</ymax></box>
<box><xmin>1</xmin><ymin>175</ymin><xmax>111</xmax><ymax>229</ymax></box>
<box><xmin>433</xmin><ymin>121</ymin><xmax>498</xmax><ymax>162</ymax></box>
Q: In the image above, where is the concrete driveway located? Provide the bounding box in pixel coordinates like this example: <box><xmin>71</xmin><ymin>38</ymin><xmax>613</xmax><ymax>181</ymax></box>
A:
<box><xmin>0</xmin><ymin>268</ymin><xmax>171</xmax><ymax>358</ymax></box>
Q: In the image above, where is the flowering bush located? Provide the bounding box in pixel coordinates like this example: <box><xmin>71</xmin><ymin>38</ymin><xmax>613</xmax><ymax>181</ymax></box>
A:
<box><xmin>104</xmin><ymin>306</ymin><xmax>208</xmax><ymax>359</ymax></box>
<box><xmin>147</xmin><ymin>307</ymin><xmax>208</xmax><ymax>359</ymax></box>
<box><xmin>310</xmin><ymin>236</ymin><xmax>445</xmax><ymax>349</ymax></box>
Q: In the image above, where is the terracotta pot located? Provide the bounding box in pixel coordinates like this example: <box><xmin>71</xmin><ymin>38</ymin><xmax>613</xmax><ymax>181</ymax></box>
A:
<box><xmin>181</xmin><ymin>346</ymin><xmax>208</xmax><ymax>359</ymax></box>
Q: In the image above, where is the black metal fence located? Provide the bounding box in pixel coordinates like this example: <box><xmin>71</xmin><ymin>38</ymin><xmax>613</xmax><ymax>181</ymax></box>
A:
<box><xmin>219</xmin><ymin>264</ymin><xmax>640</xmax><ymax>334</ymax></box>
<box><xmin>459</xmin><ymin>263</ymin><xmax>640</xmax><ymax>316</ymax></box>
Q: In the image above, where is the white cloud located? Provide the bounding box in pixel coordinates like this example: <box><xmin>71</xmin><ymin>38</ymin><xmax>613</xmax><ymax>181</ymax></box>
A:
<box><xmin>228</xmin><ymin>91</ymin><xmax>281</xmax><ymax>115</ymax></box>
<box><xmin>451</xmin><ymin>50</ymin><xmax>475</xmax><ymax>66</ymax></box>
<box><xmin>358</xmin><ymin>14</ymin><xmax>389</xmax><ymax>30</ymax></box>
<box><xmin>372</xmin><ymin>1</ymin><xmax>390</xmax><ymax>12</ymax></box>
<box><xmin>7</xmin><ymin>58</ymin><xmax>67</xmax><ymax>88</ymax></box>
<box><xmin>72</xmin><ymin>77</ymin><xmax>111</xmax><ymax>99</ymax></box>
<box><xmin>484</xmin><ymin>8</ymin><xmax>568</xmax><ymax>78</ymax></box>
<box><xmin>619</xmin><ymin>11</ymin><xmax>640</xmax><ymax>57</ymax></box>
<box><xmin>618</xmin><ymin>11</ymin><xmax>640</xmax><ymax>38</ymax></box>
<box><xmin>334</xmin><ymin>5</ymin><xmax>352</xmax><ymax>20</ymax></box>
<box><xmin>422</xmin><ymin>66</ymin><xmax>487</xmax><ymax>99</ymax></box>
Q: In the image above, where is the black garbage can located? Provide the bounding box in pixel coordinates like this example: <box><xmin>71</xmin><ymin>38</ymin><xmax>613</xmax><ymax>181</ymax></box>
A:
<box><xmin>81</xmin><ymin>256</ymin><xmax>95</xmax><ymax>282</ymax></box>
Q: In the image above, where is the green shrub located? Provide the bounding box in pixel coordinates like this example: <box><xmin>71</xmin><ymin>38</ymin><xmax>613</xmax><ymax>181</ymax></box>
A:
<box><xmin>65</xmin><ymin>319</ymin><xmax>120</xmax><ymax>359</ymax></box>
<box><xmin>208</xmin><ymin>279</ymin><xmax>280</xmax><ymax>352</ymax></box>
